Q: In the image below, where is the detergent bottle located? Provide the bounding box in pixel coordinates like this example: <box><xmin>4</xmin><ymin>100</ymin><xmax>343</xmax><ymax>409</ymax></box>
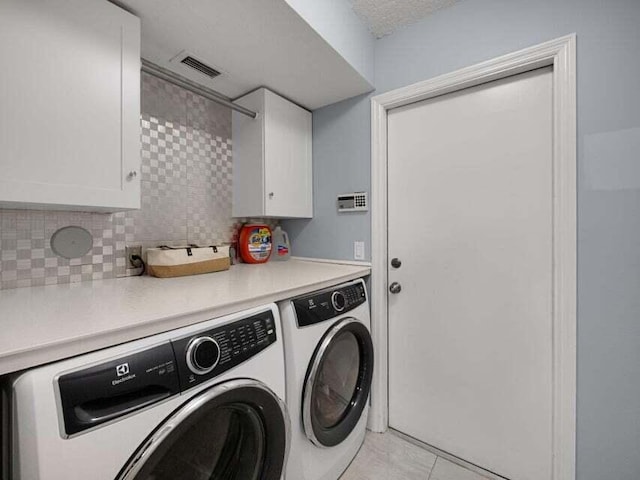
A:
<box><xmin>238</xmin><ymin>224</ymin><xmax>272</xmax><ymax>264</ymax></box>
<box><xmin>272</xmin><ymin>226</ymin><xmax>291</xmax><ymax>261</ymax></box>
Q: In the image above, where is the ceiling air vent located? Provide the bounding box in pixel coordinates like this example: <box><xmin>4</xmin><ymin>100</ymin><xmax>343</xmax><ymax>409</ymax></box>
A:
<box><xmin>179</xmin><ymin>56</ymin><xmax>221</xmax><ymax>79</ymax></box>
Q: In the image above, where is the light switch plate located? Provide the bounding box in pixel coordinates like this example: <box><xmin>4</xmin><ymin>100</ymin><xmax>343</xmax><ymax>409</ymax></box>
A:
<box><xmin>354</xmin><ymin>241</ymin><xmax>365</xmax><ymax>260</ymax></box>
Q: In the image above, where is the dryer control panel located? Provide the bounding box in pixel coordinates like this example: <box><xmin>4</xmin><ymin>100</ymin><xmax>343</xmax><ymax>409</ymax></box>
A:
<box><xmin>293</xmin><ymin>280</ymin><xmax>367</xmax><ymax>327</ymax></box>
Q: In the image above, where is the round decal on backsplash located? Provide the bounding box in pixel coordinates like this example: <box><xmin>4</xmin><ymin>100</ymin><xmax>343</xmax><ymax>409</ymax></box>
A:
<box><xmin>50</xmin><ymin>226</ymin><xmax>93</xmax><ymax>259</ymax></box>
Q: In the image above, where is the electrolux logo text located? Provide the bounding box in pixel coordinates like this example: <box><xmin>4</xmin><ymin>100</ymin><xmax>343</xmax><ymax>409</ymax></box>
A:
<box><xmin>112</xmin><ymin>362</ymin><xmax>136</xmax><ymax>386</ymax></box>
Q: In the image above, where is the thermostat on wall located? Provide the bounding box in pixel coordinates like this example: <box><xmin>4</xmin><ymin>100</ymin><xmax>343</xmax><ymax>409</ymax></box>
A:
<box><xmin>338</xmin><ymin>192</ymin><xmax>368</xmax><ymax>212</ymax></box>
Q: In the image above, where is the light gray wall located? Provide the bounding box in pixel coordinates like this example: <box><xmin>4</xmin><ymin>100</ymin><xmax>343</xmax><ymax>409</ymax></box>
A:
<box><xmin>284</xmin><ymin>0</ymin><xmax>375</xmax><ymax>84</ymax></box>
<box><xmin>282</xmin><ymin>93</ymin><xmax>371</xmax><ymax>260</ymax></box>
<box><xmin>287</xmin><ymin>0</ymin><xmax>640</xmax><ymax>478</ymax></box>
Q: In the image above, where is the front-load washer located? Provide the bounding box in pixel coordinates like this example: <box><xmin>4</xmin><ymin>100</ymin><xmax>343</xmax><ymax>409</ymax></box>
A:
<box><xmin>278</xmin><ymin>278</ymin><xmax>373</xmax><ymax>480</ymax></box>
<box><xmin>3</xmin><ymin>304</ymin><xmax>289</xmax><ymax>480</ymax></box>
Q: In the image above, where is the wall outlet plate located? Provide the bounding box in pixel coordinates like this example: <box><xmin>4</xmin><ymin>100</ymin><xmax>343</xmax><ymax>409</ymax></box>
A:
<box><xmin>125</xmin><ymin>245</ymin><xmax>142</xmax><ymax>269</ymax></box>
<box><xmin>354</xmin><ymin>241</ymin><xmax>365</xmax><ymax>260</ymax></box>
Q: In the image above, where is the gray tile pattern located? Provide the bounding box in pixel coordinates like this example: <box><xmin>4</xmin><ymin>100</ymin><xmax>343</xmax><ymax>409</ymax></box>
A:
<box><xmin>340</xmin><ymin>431</ymin><xmax>437</xmax><ymax>480</ymax></box>
<box><xmin>340</xmin><ymin>432</ymin><xmax>492</xmax><ymax>480</ymax></box>
<box><xmin>0</xmin><ymin>210</ymin><xmax>120</xmax><ymax>289</ymax></box>
<box><xmin>187</xmin><ymin>90</ymin><xmax>232</xmax><ymax>140</ymax></box>
<box><xmin>0</xmin><ymin>73</ymin><xmax>274</xmax><ymax>290</ymax></box>
<box><xmin>430</xmin><ymin>458</ymin><xmax>492</xmax><ymax>480</ymax></box>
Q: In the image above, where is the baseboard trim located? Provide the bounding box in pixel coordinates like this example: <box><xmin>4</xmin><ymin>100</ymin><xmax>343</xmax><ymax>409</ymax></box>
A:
<box><xmin>387</xmin><ymin>428</ymin><xmax>509</xmax><ymax>480</ymax></box>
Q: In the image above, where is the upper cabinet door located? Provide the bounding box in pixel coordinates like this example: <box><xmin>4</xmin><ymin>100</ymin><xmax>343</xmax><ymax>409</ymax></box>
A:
<box><xmin>232</xmin><ymin>88</ymin><xmax>312</xmax><ymax>219</ymax></box>
<box><xmin>263</xmin><ymin>90</ymin><xmax>312</xmax><ymax>218</ymax></box>
<box><xmin>0</xmin><ymin>0</ymin><xmax>141</xmax><ymax>212</ymax></box>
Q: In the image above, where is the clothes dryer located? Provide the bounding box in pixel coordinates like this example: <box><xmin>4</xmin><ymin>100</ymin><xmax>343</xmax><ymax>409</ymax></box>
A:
<box><xmin>278</xmin><ymin>278</ymin><xmax>373</xmax><ymax>480</ymax></box>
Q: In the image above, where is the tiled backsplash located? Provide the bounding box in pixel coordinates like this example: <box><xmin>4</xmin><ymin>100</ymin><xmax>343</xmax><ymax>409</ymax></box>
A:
<box><xmin>0</xmin><ymin>73</ymin><xmax>270</xmax><ymax>290</ymax></box>
<box><xmin>0</xmin><ymin>210</ymin><xmax>124</xmax><ymax>289</ymax></box>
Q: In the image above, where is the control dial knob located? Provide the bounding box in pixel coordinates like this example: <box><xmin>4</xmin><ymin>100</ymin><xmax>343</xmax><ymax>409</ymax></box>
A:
<box><xmin>186</xmin><ymin>336</ymin><xmax>220</xmax><ymax>375</ymax></box>
<box><xmin>331</xmin><ymin>291</ymin><xmax>346</xmax><ymax>312</ymax></box>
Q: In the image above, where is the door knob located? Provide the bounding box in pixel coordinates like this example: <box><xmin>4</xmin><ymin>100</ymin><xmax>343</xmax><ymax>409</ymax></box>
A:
<box><xmin>389</xmin><ymin>282</ymin><xmax>402</xmax><ymax>294</ymax></box>
<box><xmin>391</xmin><ymin>258</ymin><xmax>402</xmax><ymax>268</ymax></box>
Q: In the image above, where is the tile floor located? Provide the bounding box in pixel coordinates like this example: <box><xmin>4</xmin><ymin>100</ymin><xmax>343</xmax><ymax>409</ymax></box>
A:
<box><xmin>340</xmin><ymin>431</ymin><xmax>492</xmax><ymax>480</ymax></box>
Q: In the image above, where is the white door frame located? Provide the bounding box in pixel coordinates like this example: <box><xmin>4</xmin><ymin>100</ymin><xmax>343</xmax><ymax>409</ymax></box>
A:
<box><xmin>370</xmin><ymin>34</ymin><xmax>577</xmax><ymax>480</ymax></box>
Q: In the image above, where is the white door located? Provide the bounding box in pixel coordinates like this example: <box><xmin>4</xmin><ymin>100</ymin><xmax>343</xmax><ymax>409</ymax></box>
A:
<box><xmin>388</xmin><ymin>67</ymin><xmax>553</xmax><ymax>480</ymax></box>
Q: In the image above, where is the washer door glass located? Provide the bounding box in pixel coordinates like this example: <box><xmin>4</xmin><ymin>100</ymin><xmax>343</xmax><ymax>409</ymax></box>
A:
<box><xmin>303</xmin><ymin>318</ymin><xmax>374</xmax><ymax>447</ymax></box>
<box><xmin>117</xmin><ymin>380</ymin><xmax>288</xmax><ymax>480</ymax></box>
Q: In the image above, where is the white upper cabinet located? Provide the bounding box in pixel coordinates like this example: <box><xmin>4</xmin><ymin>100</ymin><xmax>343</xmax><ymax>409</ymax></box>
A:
<box><xmin>232</xmin><ymin>89</ymin><xmax>313</xmax><ymax>218</ymax></box>
<box><xmin>0</xmin><ymin>0</ymin><xmax>141</xmax><ymax>212</ymax></box>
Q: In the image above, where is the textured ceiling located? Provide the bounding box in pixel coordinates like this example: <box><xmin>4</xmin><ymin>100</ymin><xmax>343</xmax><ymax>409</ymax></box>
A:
<box><xmin>349</xmin><ymin>0</ymin><xmax>461</xmax><ymax>38</ymax></box>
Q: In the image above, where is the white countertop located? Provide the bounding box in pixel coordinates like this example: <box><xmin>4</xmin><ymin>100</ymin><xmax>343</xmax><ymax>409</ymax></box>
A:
<box><xmin>0</xmin><ymin>259</ymin><xmax>370</xmax><ymax>375</ymax></box>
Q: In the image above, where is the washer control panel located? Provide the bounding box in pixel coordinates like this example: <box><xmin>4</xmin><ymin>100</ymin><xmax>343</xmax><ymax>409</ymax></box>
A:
<box><xmin>186</xmin><ymin>336</ymin><xmax>220</xmax><ymax>375</ymax></box>
<box><xmin>293</xmin><ymin>280</ymin><xmax>367</xmax><ymax>327</ymax></box>
<box><xmin>58</xmin><ymin>342</ymin><xmax>180</xmax><ymax>436</ymax></box>
<box><xmin>56</xmin><ymin>309</ymin><xmax>277</xmax><ymax>437</ymax></box>
<box><xmin>172</xmin><ymin>310</ymin><xmax>277</xmax><ymax>390</ymax></box>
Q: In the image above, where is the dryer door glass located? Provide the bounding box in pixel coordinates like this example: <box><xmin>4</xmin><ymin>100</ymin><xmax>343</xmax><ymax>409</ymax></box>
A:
<box><xmin>313</xmin><ymin>331</ymin><xmax>360</xmax><ymax>428</ymax></box>
<box><xmin>117</xmin><ymin>380</ymin><xmax>288</xmax><ymax>480</ymax></box>
<box><xmin>303</xmin><ymin>318</ymin><xmax>374</xmax><ymax>447</ymax></box>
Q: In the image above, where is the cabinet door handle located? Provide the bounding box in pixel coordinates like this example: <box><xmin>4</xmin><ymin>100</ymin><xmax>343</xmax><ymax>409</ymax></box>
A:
<box><xmin>268</xmin><ymin>192</ymin><xmax>274</xmax><ymax>199</ymax></box>
<box><xmin>127</xmin><ymin>170</ymin><xmax>138</xmax><ymax>180</ymax></box>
